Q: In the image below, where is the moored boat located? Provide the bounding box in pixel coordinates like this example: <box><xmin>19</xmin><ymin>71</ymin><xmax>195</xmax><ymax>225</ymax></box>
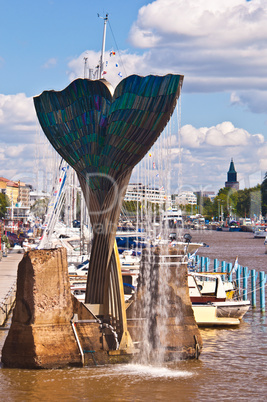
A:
<box><xmin>70</xmin><ymin>242</ymin><xmax>250</xmax><ymax>326</ymax></box>
<box><xmin>192</xmin><ymin>305</ymin><xmax>240</xmax><ymax>326</ymax></box>
<box><xmin>188</xmin><ymin>272</ymin><xmax>250</xmax><ymax>324</ymax></box>
<box><xmin>254</xmin><ymin>226</ymin><xmax>267</xmax><ymax>238</ymax></box>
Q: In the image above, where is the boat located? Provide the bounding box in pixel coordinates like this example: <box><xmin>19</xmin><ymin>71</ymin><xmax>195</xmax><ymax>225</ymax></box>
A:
<box><xmin>69</xmin><ymin>240</ymin><xmax>250</xmax><ymax>326</ymax></box>
<box><xmin>162</xmin><ymin>207</ymin><xmax>183</xmax><ymax>228</ymax></box>
<box><xmin>120</xmin><ymin>249</ymin><xmax>141</xmax><ymax>268</ymax></box>
<box><xmin>229</xmin><ymin>221</ymin><xmax>241</xmax><ymax>232</ymax></box>
<box><xmin>188</xmin><ymin>272</ymin><xmax>250</xmax><ymax>325</ymax></box>
<box><xmin>22</xmin><ymin>238</ymin><xmax>39</xmax><ymax>251</ymax></box>
<box><xmin>69</xmin><ymin>280</ymin><xmax>87</xmax><ymax>301</ymax></box>
<box><xmin>68</xmin><ymin>227</ymin><xmax>249</xmax><ymax>326</ymax></box>
<box><xmin>116</xmin><ymin>231</ymin><xmax>148</xmax><ymax>252</ymax></box>
<box><xmin>70</xmin><ymin>268</ymin><xmax>138</xmax><ymax>302</ymax></box>
<box><xmin>68</xmin><ymin>259</ymin><xmax>89</xmax><ymax>276</ymax></box>
<box><xmin>191</xmin><ymin>305</ymin><xmax>241</xmax><ymax>326</ymax></box>
<box><xmin>254</xmin><ymin>226</ymin><xmax>267</xmax><ymax>238</ymax></box>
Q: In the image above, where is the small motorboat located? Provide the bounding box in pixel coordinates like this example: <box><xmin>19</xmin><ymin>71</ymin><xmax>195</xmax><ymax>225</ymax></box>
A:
<box><xmin>229</xmin><ymin>221</ymin><xmax>241</xmax><ymax>232</ymax></box>
<box><xmin>188</xmin><ymin>272</ymin><xmax>250</xmax><ymax>325</ymax></box>
<box><xmin>254</xmin><ymin>226</ymin><xmax>267</xmax><ymax>238</ymax></box>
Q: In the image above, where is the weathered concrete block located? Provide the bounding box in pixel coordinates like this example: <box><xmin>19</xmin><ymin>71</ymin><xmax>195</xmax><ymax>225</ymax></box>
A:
<box><xmin>1</xmin><ymin>248</ymin><xmax>81</xmax><ymax>368</ymax></box>
<box><xmin>126</xmin><ymin>247</ymin><xmax>203</xmax><ymax>361</ymax></box>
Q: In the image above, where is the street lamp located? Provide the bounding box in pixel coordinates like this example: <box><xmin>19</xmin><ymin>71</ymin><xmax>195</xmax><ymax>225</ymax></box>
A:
<box><xmin>218</xmin><ymin>199</ymin><xmax>221</xmax><ymax>222</ymax></box>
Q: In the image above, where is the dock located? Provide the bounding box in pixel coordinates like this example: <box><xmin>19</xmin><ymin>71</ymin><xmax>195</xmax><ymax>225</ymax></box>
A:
<box><xmin>0</xmin><ymin>250</ymin><xmax>22</xmax><ymax>326</ymax></box>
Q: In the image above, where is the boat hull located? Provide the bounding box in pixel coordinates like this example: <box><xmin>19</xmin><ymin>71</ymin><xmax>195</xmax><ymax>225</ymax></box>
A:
<box><xmin>213</xmin><ymin>300</ymin><xmax>250</xmax><ymax>319</ymax></box>
<box><xmin>192</xmin><ymin>305</ymin><xmax>240</xmax><ymax>326</ymax></box>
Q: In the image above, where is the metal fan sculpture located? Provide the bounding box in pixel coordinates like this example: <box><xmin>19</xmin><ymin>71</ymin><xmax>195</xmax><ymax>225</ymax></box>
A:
<box><xmin>34</xmin><ymin>74</ymin><xmax>183</xmax><ymax>349</ymax></box>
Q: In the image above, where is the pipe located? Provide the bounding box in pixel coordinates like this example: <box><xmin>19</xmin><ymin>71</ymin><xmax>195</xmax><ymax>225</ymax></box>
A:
<box><xmin>259</xmin><ymin>271</ymin><xmax>266</xmax><ymax>313</ymax></box>
<box><xmin>251</xmin><ymin>269</ymin><xmax>257</xmax><ymax>308</ymax></box>
<box><xmin>213</xmin><ymin>258</ymin><xmax>219</xmax><ymax>273</ymax></box>
<box><xmin>71</xmin><ymin>314</ymin><xmax>84</xmax><ymax>366</ymax></box>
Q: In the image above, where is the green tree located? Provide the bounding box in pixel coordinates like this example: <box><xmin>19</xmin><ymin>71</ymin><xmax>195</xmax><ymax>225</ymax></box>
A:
<box><xmin>201</xmin><ymin>197</ymin><xmax>213</xmax><ymax>220</ymax></box>
<box><xmin>185</xmin><ymin>204</ymin><xmax>197</xmax><ymax>215</ymax></box>
<box><xmin>0</xmin><ymin>193</ymin><xmax>10</xmax><ymax>218</ymax></box>
<box><xmin>235</xmin><ymin>186</ymin><xmax>261</xmax><ymax>218</ymax></box>
<box><xmin>261</xmin><ymin>172</ymin><xmax>267</xmax><ymax>217</ymax></box>
<box><xmin>235</xmin><ymin>189</ymin><xmax>249</xmax><ymax>217</ymax></box>
<box><xmin>122</xmin><ymin>200</ymin><xmax>137</xmax><ymax>214</ymax></box>
<box><xmin>30</xmin><ymin>197</ymin><xmax>49</xmax><ymax>220</ymax></box>
<box><xmin>250</xmin><ymin>184</ymin><xmax>262</xmax><ymax>218</ymax></box>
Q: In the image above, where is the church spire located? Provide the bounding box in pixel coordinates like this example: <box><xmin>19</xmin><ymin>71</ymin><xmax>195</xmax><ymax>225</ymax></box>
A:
<box><xmin>228</xmin><ymin>158</ymin><xmax>237</xmax><ymax>181</ymax></box>
<box><xmin>225</xmin><ymin>159</ymin><xmax>239</xmax><ymax>190</ymax></box>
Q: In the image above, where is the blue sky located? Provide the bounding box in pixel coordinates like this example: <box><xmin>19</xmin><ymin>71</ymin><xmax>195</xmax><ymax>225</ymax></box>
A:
<box><xmin>1</xmin><ymin>0</ymin><xmax>267</xmax><ymax>194</ymax></box>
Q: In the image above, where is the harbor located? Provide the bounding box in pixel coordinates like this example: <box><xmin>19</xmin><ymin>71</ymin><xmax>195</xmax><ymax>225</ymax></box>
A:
<box><xmin>0</xmin><ymin>230</ymin><xmax>267</xmax><ymax>400</ymax></box>
<box><xmin>1</xmin><ymin>1</ymin><xmax>267</xmax><ymax>399</ymax></box>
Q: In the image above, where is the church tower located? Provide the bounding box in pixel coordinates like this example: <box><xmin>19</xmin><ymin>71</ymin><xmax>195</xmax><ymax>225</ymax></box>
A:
<box><xmin>225</xmin><ymin>158</ymin><xmax>239</xmax><ymax>190</ymax></box>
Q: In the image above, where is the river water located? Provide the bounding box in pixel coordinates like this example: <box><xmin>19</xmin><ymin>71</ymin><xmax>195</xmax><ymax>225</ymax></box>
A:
<box><xmin>0</xmin><ymin>231</ymin><xmax>267</xmax><ymax>401</ymax></box>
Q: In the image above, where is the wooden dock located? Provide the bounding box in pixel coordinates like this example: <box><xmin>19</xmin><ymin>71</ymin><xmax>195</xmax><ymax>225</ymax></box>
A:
<box><xmin>0</xmin><ymin>250</ymin><xmax>22</xmax><ymax>326</ymax></box>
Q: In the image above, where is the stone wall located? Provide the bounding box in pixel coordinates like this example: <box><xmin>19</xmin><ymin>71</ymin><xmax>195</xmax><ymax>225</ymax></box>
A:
<box><xmin>126</xmin><ymin>247</ymin><xmax>203</xmax><ymax>361</ymax></box>
<box><xmin>1</xmin><ymin>248</ymin><xmax>81</xmax><ymax>368</ymax></box>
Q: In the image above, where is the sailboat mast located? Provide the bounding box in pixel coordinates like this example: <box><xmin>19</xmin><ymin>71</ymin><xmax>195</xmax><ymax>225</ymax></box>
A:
<box><xmin>99</xmin><ymin>13</ymin><xmax>108</xmax><ymax>78</ymax></box>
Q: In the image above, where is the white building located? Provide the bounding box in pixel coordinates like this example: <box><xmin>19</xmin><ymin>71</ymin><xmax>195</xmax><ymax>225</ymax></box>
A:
<box><xmin>29</xmin><ymin>191</ymin><xmax>51</xmax><ymax>207</ymax></box>
<box><xmin>175</xmin><ymin>191</ymin><xmax>197</xmax><ymax>206</ymax></box>
<box><xmin>124</xmin><ymin>183</ymin><xmax>171</xmax><ymax>204</ymax></box>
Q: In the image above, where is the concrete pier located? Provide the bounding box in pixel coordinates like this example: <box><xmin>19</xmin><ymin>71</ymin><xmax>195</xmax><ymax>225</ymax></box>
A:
<box><xmin>0</xmin><ymin>250</ymin><xmax>22</xmax><ymax>326</ymax></box>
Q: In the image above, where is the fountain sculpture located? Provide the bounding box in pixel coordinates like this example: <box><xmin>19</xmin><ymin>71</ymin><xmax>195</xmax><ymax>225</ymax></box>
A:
<box><xmin>2</xmin><ymin>73</ymin><xmax>202</xmax><ymax>368</ymax></box>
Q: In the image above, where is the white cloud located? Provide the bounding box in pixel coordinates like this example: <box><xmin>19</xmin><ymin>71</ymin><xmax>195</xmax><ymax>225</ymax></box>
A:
<box><xmin>181</xmin><ymin>121</ymin><xmax>264</xmax><ymax>149</ymax></box>
<box><xmin>0</xmin><ymin>93</ymin><xmax>36</xmax><ymax>139</ymax></box>
<box><xmin>130</xmin><ymin>119</ymin><xmax>265</xmax><ymax>193</ymax></box>
<box><xmin>67</xmin><ymin>50</ymin><xmax>150</xmax><ymax>89</ymax></box>
<box><xmin>66</xmin><ymin>1</ymin><xmax>267</xmax><ymax>108</ymax></box>
<box><xmin>0</xmin><ymin>92</ymin><xmax>54</xmax><ymax>189</ymax></box>
<box><xmin>130</xmin><ymin>0</ymin><xmax>267</xmax><ymax>49</ymax></box>
<box><xmin>4</xmin><ymin>144</ymin><xmax>26</xmax><ymax>158</ymax></box>
<box><xmin>3</xmin><ymin>0</ymin><xmax>267</xmax><ymax>194</ymax></box>
<box><xmin>125</xmin><ymin>0</ymin><xmax>267</xmax><ymax>113</ymax></box>
<box><xmin>42</xmin><ymin>58</ymin><xmax>57</xmax><ymax>69</ymax></box>
<box><xmin>230</xmin><ymin>89</ymin><xmax>267</xmax><ymax>114</ymax></box>
<box><xmin>170</xmin><ymin>121</ymin><xmax>265</xmax><ymax>191</ymax></box>
<box><xmin>180</xmin><ymin>125</ymin><xmax>206</xmax><ymax>148</ymax></box>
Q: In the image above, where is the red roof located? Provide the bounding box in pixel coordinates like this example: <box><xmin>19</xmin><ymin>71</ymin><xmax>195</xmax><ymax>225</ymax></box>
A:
<box><xmin>6</xmin><ymin>181</ymin><xmax>18</xmax><ymax>188</ymax></box>
<box><xmin>0</xmin><ymin>177</ymin><xmax>9</xmax><ymax>182</ymax></box>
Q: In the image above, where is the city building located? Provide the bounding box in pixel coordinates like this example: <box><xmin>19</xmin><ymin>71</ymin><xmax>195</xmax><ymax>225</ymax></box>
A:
<box><xmin>0</xmin><ymin>178</ymin><xmax>32</xmax><ymax>207</ymax></box>
<box><xmin>0</xmin><ymin>177</ymin><xmax>34</xmax><ymax>226</ymax></box>
<box><xmin>124</xmin><ymin>183</ymin><xmax>171</xmax><ymax>204</ymax></box>
<box><xmin>29</xmin><ymin>190</ymin><xmax>51</xmax><ymax>206</ymax></box>
<box><xmin>195</xmin><ymin>191</ymin><xmax>216</xmax><ymax>202</ymax></box>
<box><xmin>175</xmin><ymin>191</ymin><xmax>197</xmax><ymax>206</ymax></box>
<box><xmin>225</xmin><ymin>159</ymin><xmax>239</xmax><ymax>190</ymax></box>
<box><xmin>5</xmin><ymin>205</ymin><xmax>31</xmax><ymax>226</ymax></box>
<box><xmin>17</xmin><ymin>181</ymin><xmax>31</xmax><ymax>207</ymax></box>
<box><xmin>5</xmin><ymin>181</ymin><xmax>19</xmax><ymax>205</ymax></box>
<box><xmin>0</xmin><ymin>177</ymin><xmax>9</xmax><ymax>194</ymax></box>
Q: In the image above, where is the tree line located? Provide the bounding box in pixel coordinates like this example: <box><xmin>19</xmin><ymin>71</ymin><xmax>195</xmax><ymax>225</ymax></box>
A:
<box><xmin>184</xmin><ymin>172</ymin><xmax>267</xmax><ymax>221</ymax></box>
<box><xmin>122</xmin><ymin>172</ymin><xmax>267</xmax><ymax>222</ymax></box>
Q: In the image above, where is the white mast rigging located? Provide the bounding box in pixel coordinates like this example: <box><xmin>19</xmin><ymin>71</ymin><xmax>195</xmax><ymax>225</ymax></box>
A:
<box><xmin>98</xmin><ymin>13</ymin><xmax>108</xmax><ymax>79</ymax></box>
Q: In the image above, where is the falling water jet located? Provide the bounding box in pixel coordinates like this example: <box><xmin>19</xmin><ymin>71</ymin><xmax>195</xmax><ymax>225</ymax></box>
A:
<box><xmin>127</xmin><ymin>243</ymin><xmax>202</xmax><ymax>364</ymax></box>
